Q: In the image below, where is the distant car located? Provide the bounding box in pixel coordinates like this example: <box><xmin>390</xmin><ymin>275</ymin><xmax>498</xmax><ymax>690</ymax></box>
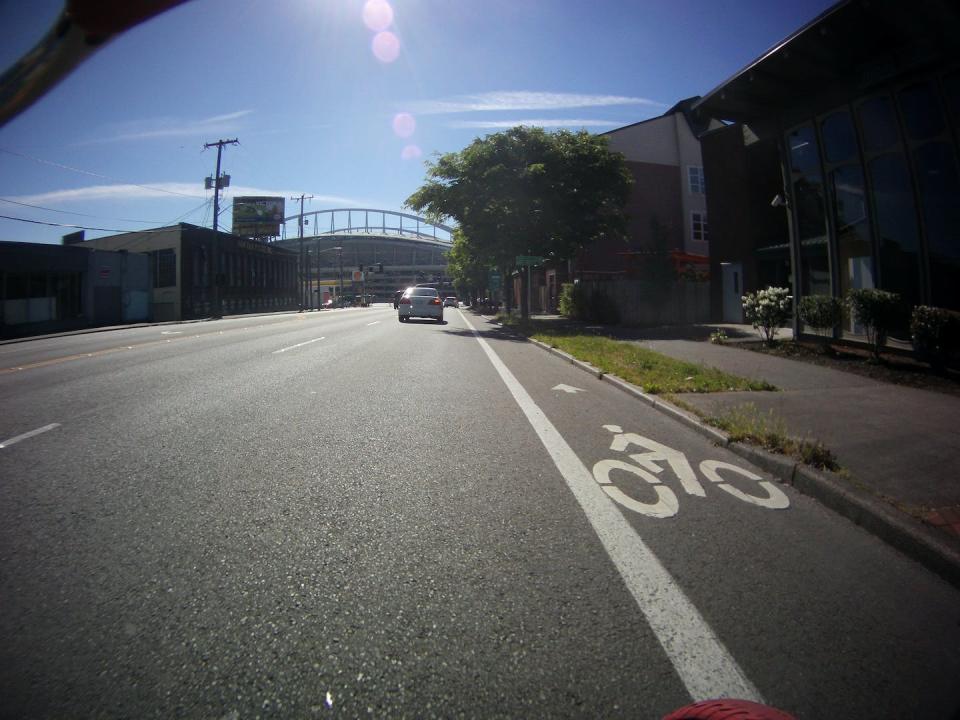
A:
<box><xmin>398</xmin><ymin>287</ymin><xmax>443</xmax><ymax>323</ymax></box>
<box><xmin>443</xmin><ymin>296</ymin><xmax>458</xmax><ymax>307</ymax></box>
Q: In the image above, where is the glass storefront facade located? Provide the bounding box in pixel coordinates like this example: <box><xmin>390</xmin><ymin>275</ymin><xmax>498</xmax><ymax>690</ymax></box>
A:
<box><xmin>785</xmin><ymin>69</ymin><xmax>960</xmax><ymax>337</ymax></box>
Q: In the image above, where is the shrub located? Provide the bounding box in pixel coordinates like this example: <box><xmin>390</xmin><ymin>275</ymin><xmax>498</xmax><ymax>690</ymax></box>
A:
<box><xmin>798</xmin><ymin>295</ymin><xmax>843</xmax><ymax>335</ymax></box>
<box><xmin>846</xmin><ymin>288</ymin><xmax>901</xmax><ymax>360</ymax></box>
<box><xmin>558</xmin><ymin>282</ymin><xmax>586</xmax><ymax>319</ymax></box>
<box><xmin>910</xmin><ymin>305</ymin><xmax>960</xmax><ymax>370</ymax></box>
<box><xmin>797</xmin><ymin>295</ymin><xmax>843</xmax><ymax>351</ymax></box>
<box><xmin>741</xmin><ymin>287</ymin><xmax>792</xmax><ymax>345</ymax></box>
<box><xmin>709</xmin><ymin>329</ymin><xmax>728</xmax><ymax>344</ymax></box>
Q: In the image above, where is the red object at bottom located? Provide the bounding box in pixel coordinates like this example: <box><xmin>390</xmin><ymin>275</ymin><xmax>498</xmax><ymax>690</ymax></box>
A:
<box><xmin>663</xmin><ymin>699</ymin><xmax>797</xmax><ymax>720</ymax></box>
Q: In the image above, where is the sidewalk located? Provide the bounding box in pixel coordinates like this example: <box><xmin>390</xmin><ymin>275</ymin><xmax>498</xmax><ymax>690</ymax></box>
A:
<box><xmin>513</xmin><ymin>314</ymin><xmax>960</xmax><ymax>585</ymax></box>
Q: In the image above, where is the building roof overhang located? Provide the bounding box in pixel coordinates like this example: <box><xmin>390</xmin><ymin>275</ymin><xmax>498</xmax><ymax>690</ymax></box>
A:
<box><xmin>692</xmin><ymin>0</ymin><xmax>960</xmax><ymax>125</ymax></box>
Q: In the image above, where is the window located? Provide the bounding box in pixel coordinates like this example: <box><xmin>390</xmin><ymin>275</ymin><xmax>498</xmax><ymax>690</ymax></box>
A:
<box><xmin>153</xmin><ymin>248</ymin><xmax>176</xmax><ymax>288</ymax></box>
<box><xmin>688</xmin><ymin>166</ymin><xmax>705</xmax><ymax>194</ymax></box>
<box><xmin>691</xmin><ymin>212</ymin><xmax>708</xmax><ymax>242</ymax></box>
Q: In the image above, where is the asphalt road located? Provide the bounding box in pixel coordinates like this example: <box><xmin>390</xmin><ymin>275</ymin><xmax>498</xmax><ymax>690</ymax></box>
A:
<box><xmin>2</xmin><ymin>306</ymin><xmax>959</xmax><ymax>719</ymax></box>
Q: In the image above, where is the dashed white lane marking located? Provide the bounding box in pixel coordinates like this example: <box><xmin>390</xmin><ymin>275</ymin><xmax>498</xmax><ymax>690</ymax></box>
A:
<box><xmin>366</xmin><ymin>321</ymin><xmax>381</xmax><ymax>326</ymax></box>
<box><xmin>0</xmin><ymin>423</ymin><xmax>61</xmax><ymax>449</ymax></box>
<box><xmin>272</xmin><ymin>337</ymin><xmax>326</xmax><ymax>354</ymax></box>
<box><xmin>461</xmin><ymin>313</ymin><xmax>762</xmax><ymax>703</ymax></box>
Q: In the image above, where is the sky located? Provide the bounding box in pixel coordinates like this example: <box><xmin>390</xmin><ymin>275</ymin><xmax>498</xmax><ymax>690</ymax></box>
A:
<box><xmin>0</xmin><ymin>0</ymin><xmax>837</xmax><ymax>245</ymax></box>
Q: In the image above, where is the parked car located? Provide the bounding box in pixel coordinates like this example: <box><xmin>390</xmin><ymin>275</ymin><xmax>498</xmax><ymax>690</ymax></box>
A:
<box><xmin>397</xmin><ymin>287</ymin><xmax>443</xmax><ymax>323</ymax></box>
<box><xmin>443</xmin><ymin>296</ymin><xmax>458</xmax><ymax>308</ymax></box>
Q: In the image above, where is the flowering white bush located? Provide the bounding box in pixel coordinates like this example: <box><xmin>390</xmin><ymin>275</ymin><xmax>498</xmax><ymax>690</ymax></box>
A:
<box><xmin>742</xmin><ymin>287</ymin><xmax>792</xmax><ymax>345</ymax></box>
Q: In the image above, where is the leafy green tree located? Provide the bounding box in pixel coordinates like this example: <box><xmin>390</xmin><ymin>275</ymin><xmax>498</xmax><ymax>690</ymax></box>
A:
<box><xmin>445</xmin><ymin>229</ymin><xmax>489</xmax><ymax>305</ymax></box>
<box><xmin>407</xmin><ymin>126</ymin><xmax>633</xmax><ymax>318</ymax></box>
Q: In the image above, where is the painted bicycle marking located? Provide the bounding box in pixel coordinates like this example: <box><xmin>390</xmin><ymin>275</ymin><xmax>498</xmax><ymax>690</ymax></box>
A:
<box><xmin>592</xmin><ymin>425</ymin><xmax>790</xmax><ymax>518</ymax></box>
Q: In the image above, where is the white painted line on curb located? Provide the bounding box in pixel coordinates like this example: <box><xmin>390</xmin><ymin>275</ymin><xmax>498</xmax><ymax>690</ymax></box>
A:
<box><xmin>0</xmin><ymin>423</ymin><xmax>61</xmax><ymax>449</ymax></box>
<box><xmin>461</xmin><ymin>313</ymin><xmax>762</xmax><ymax>703</ymax></box>
<box><xmin>272</xmin><ymin>337</ymin><xmax>326</xmax><ymax>354</ymax></box>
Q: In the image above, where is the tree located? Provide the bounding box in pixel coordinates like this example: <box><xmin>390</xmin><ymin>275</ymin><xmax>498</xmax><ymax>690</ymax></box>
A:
<box><xmin>406</xmin><ymin>126</ymin><xmax>633</xmax><ymax>318</ymax></box>
<box><xmin>445</xmin><ymin>229</ymin><xmax>489</xmax><ymax>305</ymax></box>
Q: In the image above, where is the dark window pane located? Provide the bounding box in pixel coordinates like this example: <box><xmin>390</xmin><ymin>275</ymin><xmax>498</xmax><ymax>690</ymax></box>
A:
<box><xmin>858</xmin><ymin>96</ymin><xmax>900</xmax><ymax>153</ymax></box>
<box><xmin>915</xmin><ymin>142</ymin><xmax>960</xmax><ymax>310</ymax></box>
<box><xmin>869</xmin><ymin>153</ymin><xmax>921</xmax><ymax>309</ymax></box>
<box><xmin>155</xmin><ymin>248</ymin><xmax>176</xmax><ymax>288</ymax></box>
<box><xmin>944</xmin><ymin>71</ymin><xmax>960</xmax><ymax>130</ymax></box>
<box><xmin>788</xmin><ymin>124</ymin><xmax>830</xmax><ymax>297</ymax></box>
<box><xmin>898</xmin><ymin>83</ymin><xmax>945</xmax><ymax>141</ymax></box>
<box><xmin>821</xmin><ymin>111</ymin><xmax>858</xmax><ymax>163</ymax></box>
<box><xmin>830</xmin><ymin>165</ymin><xmax>874</xmax><ymax>300</ymax></box>
<box><xmin>788</xmin><ymin>125</ymin><xmax>820</xmax><ymax>174</ymax></box>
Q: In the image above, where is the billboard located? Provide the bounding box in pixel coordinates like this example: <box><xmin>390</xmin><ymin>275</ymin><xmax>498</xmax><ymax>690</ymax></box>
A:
<box><xmin>231</xmin><ymin>196</ymin><xmax>285</xmax><ymax>238</ymax></box>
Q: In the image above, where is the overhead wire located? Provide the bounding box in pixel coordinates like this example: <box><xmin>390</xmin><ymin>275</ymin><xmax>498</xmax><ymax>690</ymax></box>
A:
<box><xmin>0</xmin><ymin>146</ymin><xmax>206</xmax><ymax>199</ymax></box>
<box><xmin>0</xmin><ymin>196</ymin><xmax>168</xmax><ymax>224</ymax></box>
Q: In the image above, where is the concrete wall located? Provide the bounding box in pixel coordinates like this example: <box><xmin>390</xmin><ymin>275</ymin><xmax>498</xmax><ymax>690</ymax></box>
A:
<box><xmin>605</xmin><ymin>116</ymin><xmax>680</xmax><ymax>165</ymax></box>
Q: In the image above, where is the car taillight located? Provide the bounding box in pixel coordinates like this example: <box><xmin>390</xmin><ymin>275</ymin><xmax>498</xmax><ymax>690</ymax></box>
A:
<box><xmin>399</xmin><ymin>297</ymin><xmax>411</xmax><ymax>304</ymax></box>
<box><xmin>430</xmin><ymin>298</ymin><xmax>441</xmax><ymax>305</ymax></box>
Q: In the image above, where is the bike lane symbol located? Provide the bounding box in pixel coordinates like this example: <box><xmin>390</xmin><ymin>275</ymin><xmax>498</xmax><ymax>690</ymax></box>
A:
<box><xmin>593</xmin><ymin>425</ymin><xmax>790</xmax><ymax>519</ymax></box>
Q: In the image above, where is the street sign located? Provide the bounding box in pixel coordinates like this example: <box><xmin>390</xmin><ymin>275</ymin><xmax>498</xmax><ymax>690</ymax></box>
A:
<box><xmin>489</xmin><ymin>271</ymin><xmax>501</xmax><ymax>290</ymax></box>
<box><xmin>516</xmin><ymin>255</ymin><xmax>544</xmax><ymax>266</ymax></box>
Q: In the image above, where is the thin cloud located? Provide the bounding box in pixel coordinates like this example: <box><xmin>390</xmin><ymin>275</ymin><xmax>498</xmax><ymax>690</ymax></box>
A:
<box><xmin>12</xmin><ymin>183</ymin><xmax>360</xmax><ymax>207</ymax></box>
<box><xmin>409</xmin><ymin>91</ymin><xmax>664</xmax><ymax>115</ymax></box>
<box><xmin>448</xmin><ymin>118</ymin><xmax>624</xmax><ymax>129</ymax></box>
<box><xmin>77</xmin><ymin>110</ymin><xmax>254</xmax><ymax>145</ymax></box>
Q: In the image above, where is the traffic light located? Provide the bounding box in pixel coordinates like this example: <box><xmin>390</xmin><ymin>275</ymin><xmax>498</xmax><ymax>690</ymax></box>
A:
<box><xmin>359</xmin><ymin>264</ymin><xmax>364</xmax><ymax>272</ymax></box>
<box><xmin>378</xmin><ymin>263</ymin><xmax>384</xmax><ymax>273</ymax></box>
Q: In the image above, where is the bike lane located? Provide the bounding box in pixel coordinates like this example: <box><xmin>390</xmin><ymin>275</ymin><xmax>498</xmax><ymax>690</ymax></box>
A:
<box><xmin>461</xmin><ymin>313</ymin><xmax>960</xmax><ymax>719</ymax></box>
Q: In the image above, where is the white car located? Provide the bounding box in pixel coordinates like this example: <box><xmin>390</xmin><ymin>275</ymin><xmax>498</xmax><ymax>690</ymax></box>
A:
<box><xmin>398</xmin><ymin>287</ymin><xmax>443</xmax><ymax>323</ymax></box>
<box><xmin>443</xmin><ymin>296</ymin><xmax>458</xmax><ymax>308</ymax></box>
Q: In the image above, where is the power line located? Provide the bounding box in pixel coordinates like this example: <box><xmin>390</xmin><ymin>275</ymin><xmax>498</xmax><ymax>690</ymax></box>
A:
<box><xmin>0</xmin><ymin>146</ymin><xmax>205</xmax><ymax>199</ymax></box>
<box><xmin>0</xmin><ymin>213</ymin><xmax>184</xmax><ymax>233</ymax></box>
<box><xmin>0</xmin><ymin>196</ymin><xmax>168</xmax><ymax>224</ymax></box>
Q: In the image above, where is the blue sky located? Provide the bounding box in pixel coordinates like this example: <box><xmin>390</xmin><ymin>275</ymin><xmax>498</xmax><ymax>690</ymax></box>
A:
<box><xmin>0</xmin><ymin>0</ymin><xmax>835</xmax><ymax>245</ymax></box>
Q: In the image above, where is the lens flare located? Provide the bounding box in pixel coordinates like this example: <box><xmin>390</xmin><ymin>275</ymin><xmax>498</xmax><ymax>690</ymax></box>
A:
<box><xmin>372</xmin><ymin>31</ymin><xmax>400</xmax><ymax>63</ymax></box>
<box><xmin>392</xmin><ymin>113</ymin><xmax>416</xmax><ymax>138</ymax></box>
<box><xmin>362</xmin><ymin>0</ymin><xmax>394</xmax><ymax>32</ymax></box>
<box><xmin>401</xmin><ymin>145</ymin><xmax>422</xmax><ymax>160</ymax></box>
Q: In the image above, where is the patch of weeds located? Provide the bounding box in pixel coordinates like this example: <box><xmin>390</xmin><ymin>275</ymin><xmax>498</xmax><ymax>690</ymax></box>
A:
<box><xmin>708</xmin><ymin>403</ymin><xmax>840</xmax><ymax>471</ymax></box>
<box><xmin>709</xmin><ymin>329</ymin><xmax>728</xmax><ymax>344</ymax></box>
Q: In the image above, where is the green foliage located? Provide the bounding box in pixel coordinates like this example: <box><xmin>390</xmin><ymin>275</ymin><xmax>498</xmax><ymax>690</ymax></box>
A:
<box><xmin>910</xmin><ymin>305</ymin><xmax>960</xmax><ymax>370</ymax></box>
<box><xmin>846</xmin><ymin>288</ymin><xmax>901</xmax><ymax>359</ymax></box>
<box><xmin>709</xmin><ymin>329</ymin><xmax>728</xmax><ymax>344</ymax></box>
<box><xmin>708</xmin><ymin>403</ymin><xmax>839</xmax><ymax>471</ymax></box>
<box><xmin>741</xmin><ymin>287</ymin><xmax>792</xmax><ymax>345</ymax></box>
<box><xmin>406</xmin><ymin>126</ymin><xmax>634</xmax><ymax>317</ymax></box>
<box><xmin>525</xmin><ymin>333</ymin><xmax>776</xmax><ymax>394</ymax></box>
<box><xmin>557</xmin><ymin>283</ymin><xmax>620</xmax><ymax>324</ymax></box>
<box><xmin>445</xmin><ymin>228</ymin><xmax>490</xmax><ymax>301</ymax></box>
<box><xmin>558</xmin><ymin>282</ymin><xmax>585</xmax><ymax>319</ymax></box>
<box><xmin>797</xmin><ymin>295</ymin><xmax>843</xmax><ymax>336</ymax></box>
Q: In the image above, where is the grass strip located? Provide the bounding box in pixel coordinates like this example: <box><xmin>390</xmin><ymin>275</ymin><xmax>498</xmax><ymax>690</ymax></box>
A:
<box><xmin>705</xmin><ymin>402</ymin><xmax>839</xmax><ymax>471</ymax></box>
<box><xmin>531</xmin><ymin>331</ymin><xmax>775</xmax><ymax>394</ymax></box>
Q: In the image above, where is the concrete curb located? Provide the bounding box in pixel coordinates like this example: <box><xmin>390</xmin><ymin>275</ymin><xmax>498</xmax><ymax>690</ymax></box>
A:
<box><xmin>524</xmin><ymin>330</ymin><xmax>960</xmax><ymax>589</ymax></box>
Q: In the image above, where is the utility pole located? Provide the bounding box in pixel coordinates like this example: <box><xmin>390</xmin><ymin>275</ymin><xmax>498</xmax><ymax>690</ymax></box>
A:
<box><xmin>204</xmin><ymin>138</ymin><xmax>238</xmax><ymax>318</ymax></box>
<box><xmin>291</xmin><ymin>194</ymin><xmax>313</xmax><ymax>310</ymax></box>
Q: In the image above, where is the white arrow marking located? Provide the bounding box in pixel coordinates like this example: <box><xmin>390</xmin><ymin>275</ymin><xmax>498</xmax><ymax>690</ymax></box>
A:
<box><xmin>553</xmin><ymin>383</ymin><xmax>586</xmax><ymax>394</ymax></box>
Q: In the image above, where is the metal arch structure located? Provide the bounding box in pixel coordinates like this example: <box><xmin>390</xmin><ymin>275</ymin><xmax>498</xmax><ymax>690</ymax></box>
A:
<box><xmin>284</xmin><ymin>208</ymin><xmax>454</xmax><ymax>243</ymax></box>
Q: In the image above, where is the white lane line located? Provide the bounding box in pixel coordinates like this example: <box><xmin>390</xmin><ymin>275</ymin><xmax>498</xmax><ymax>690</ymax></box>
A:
<box><xmin>366</xmin><ymin>321</ymin><xmax>381</xmax><ymax>326</ymax></box>
<box><xmin>461</xmin><ymin>313</ymin><xmax>762</xmax><ymax>703</ymax></box>
<box><xmin>272</xmin><ymin>337</ymin><xmax>326</xmax><ymax>354</ymax></box>
<box><xmin>0</xmin><ymin>423</ymin><xmax>61</xmax><ymax>449</ymax></box>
